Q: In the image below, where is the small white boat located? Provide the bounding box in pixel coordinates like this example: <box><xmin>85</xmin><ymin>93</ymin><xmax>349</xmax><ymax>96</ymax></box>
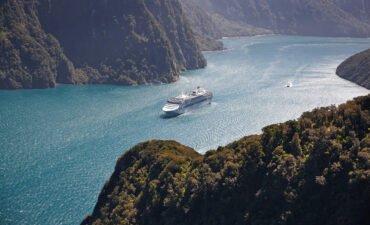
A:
<box><xmin>286</xmin><ymin>82</ymin><xmax>293</xmax><ymax>87</ymax></box>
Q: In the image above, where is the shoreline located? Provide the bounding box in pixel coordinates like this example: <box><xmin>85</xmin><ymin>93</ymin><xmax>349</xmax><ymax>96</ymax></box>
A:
<box><xmin>221</xmin><ymin>34</ymin><xmax>273</xmax><ymax>40</ymax></box>
<box><xmin>202</xmin><ymin>34</ymin><xmax>273</xmax><ymax>53</ymax></box>
<box><xmin>202</xmin><ymin>48</ymin><xmax>230</xmax><ymax>54</ymax></box>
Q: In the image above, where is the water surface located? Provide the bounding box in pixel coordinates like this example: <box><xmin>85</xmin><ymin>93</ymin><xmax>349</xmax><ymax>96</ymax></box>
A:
<box><xmin>0</xmin><ymin>35</ymin><xmax>369</xmax><ymax>224</ymax></box>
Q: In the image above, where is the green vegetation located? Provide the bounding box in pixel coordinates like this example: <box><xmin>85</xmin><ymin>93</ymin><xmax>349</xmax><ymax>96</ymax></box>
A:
<box><xmin>0</xmin><ymin>0</ymin><xmax>78</xmax><ymax>89</ymax></box>
<box><xmin>180</xmin><ymin>0</ymin><xmax>272</xmax><ymax>51</ymax></box>
<box><xmin>336</xmin><ymin>48</ymin><xmax>370</xmax><ymax>89</ymax></box>
<box><xmin>83</xmin><ymin>95</ymin><xmax>370</xmax><ymax>225</ymax></box>
<box><xmin>0</xmin><ymin>0</ymin><xmax>206</xmax><ymax>89</ymax></box>
<box><xmin>184</xmin><ymin>0</ymin><xmax>370</xmax><ymax>38</ymax></box>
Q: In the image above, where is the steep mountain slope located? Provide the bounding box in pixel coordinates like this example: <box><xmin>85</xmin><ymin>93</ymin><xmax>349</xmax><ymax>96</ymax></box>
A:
<box><xmin>180</xmin><ymin>1</ymin><xmax>224</xmax><ymax>51</ymax></box>
<box><xmin>180</xmin><ymin>0</ymin><xmax>272</xmax><ymax>51</ymax></box>
<box><xmin>82</xmin><ymin>95</ymin><xmax>370</xmax><ymax>225</ymax></box>
<box><xmin>144</xmin><ymin>0</ymin><xmax>206</xmax><ymax>71</ymax></box>
<box><xmin>0</xmin><ymin>0</ymin><xmax>206</xmax><ymax>89</ymax></box>
<box><xmin>188</xmin><ymin>0</ymin><xmax>370</xmax><ymax>37</ymax></box>
<box><xmin>334</xmin><ymin>0</ymin><xmax>370</xmax><ymax>25</ymax></box>
<box><xmin>336</xmin><ymin>48</ymin><xmax>370</xmax><ymax>89</ymax></box>
<box><xmin>0</xmin><ymin>0</ymin><xmax>78</xmax><ymax>89</ymax></box>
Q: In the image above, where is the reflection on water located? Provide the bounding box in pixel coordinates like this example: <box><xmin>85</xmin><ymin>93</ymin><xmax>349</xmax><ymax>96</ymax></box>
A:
<box><xmin>0</xmin><ymin>35</ymin><xmax>369</xmax><ymax>225</ymax></box>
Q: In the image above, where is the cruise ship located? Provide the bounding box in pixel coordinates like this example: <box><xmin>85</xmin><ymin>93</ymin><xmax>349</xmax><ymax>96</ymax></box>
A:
<box><xmin>162</xmin><ymin>87</ymin><xmax>213</xmax><ymax>116</ymax></box>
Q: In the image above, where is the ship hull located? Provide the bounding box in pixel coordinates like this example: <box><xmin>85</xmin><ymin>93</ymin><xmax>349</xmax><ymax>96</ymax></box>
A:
<box><xmin>163</xmin><ymin>109</ymin><xmax>184</xmax><ymax>117</ymax></box>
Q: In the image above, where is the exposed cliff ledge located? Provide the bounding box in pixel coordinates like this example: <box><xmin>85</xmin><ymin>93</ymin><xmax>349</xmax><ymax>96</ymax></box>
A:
<box><xmin>82</xmin><ymin>95</ymin><xmax>369</xmax><ymax>225</ymax></box>
<box><xmin>336</xmin><ymin>49</ymin><xmax>370</xmax><ymax>90</ymax></box>
<box><xmin>0</xmin><ymin>0</ymin><xmax>206</xmax><ymax>89</ymax></box>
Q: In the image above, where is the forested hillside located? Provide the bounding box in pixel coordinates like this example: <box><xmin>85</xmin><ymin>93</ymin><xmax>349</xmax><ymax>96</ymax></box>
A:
<box><xmin>336</xmin><ymin>48</ymin><xmax>370</xmax><ymax>89</ymax></box>
<box><xmin>0</xmin><ymin>0</ymin><xmax>78</xmax><ymax>89</ymax></box>
<box><xmin>334</xmin><ymin>0</ymin><xmax>370</xmax><ymax>25</ymax></box>
<box><xmin>83</xmin><ymin>95</ymin><xmax>370</xmax><ymax>225</ymax></box>
<box><xmin>185</xmin><ymin>0</ymin><xmax>370</xmax><ymax>38</ymax></box>
<box><xmin>0</xmin><ymin>0</ymin><xmax>206</xmax><ymax>89</ymax></box>
<box><xmin>180</xmin><ymin>0</ymin><xmax>272</xmax><ymax>51</ymax></box>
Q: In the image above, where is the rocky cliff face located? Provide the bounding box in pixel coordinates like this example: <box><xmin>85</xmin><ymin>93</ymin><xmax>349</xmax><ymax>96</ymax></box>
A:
<box><xmin>187</xmin><ymin>0</ymin><xmax>370</xmax><ymax>38</ymax></box>
<box><xmin>336</xmin><ymin>48</ymin><xmax>370</xmax><ymax>89</ymax></box>
<box><xmin>144</xmin><ymin>0</ymin><xmax>206</xmax><ymax>71</ymax></box>
<box><xmin>180</xmin><ymin>0</ymin><xmax>272</xmax><ymax>51</ymax></box>
<box><xmin>0</xmin><ymin>0</ymin><xmax>77</xmax><ymax>89</ymax></box>
<box><xmin>82</xmin><ymin>95</ymin><xmax>370</xmax><ymax>225</ymax></box>
<box><xmin>0</xmin><ymin>0</ymin><xmax>206</xmax><ymax>89</ymax></box>
<box><xmin>334</xmin><ymin>0</ymin><xmax>370</xmax><ymax>25</ymax></box>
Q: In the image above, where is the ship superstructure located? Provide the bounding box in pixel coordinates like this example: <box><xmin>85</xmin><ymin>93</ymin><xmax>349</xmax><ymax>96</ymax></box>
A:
<box><xmin>162</xmin><ymin>87</ymin><xmax>213</xmax><ymax>116</ymax></box>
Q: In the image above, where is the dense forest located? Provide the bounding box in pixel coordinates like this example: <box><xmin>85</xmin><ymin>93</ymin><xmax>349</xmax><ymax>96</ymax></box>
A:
<box><xmin>183</xmin><ymin>0</ymin><xmax>370</xmax><ymax>38</ymax></box>
<box><xmin>336</xmin><ymin>48</ymin><xmax>370</xmax><ymax>89</ymax></box>
<box><xmin>83</xmin><ymin>94</ymin><xmax>370</xmax><ymax>225</ymax></box>
<box><xmin>0</xmin><ymin>0</ymin><xmax>78</xmax><ymax>89</ymax></box>
<box><xmin>0</xmin><ymin>0</ymin><xmax>206</xmax><ymax>89</ymax></box>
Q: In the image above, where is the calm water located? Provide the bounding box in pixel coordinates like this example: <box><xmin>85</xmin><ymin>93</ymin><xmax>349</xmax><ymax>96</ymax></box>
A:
<box><xmin>0</xmin><ymin>35</ymin><xmax>369</xmax><ymax>224</ymax></box>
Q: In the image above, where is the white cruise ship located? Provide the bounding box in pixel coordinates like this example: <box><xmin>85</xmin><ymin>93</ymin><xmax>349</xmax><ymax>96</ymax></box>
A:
<box><xmin>162</xmin><ymin>87</ymin><xmax>213</xmax><ymax>116</ymax></box>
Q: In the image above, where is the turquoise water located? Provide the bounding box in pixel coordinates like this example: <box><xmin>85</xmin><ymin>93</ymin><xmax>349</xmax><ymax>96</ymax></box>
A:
<box><xmin>0</xmin><ymin>35</ymin><xmax>369</xmax><ymax>224</ymax></box>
